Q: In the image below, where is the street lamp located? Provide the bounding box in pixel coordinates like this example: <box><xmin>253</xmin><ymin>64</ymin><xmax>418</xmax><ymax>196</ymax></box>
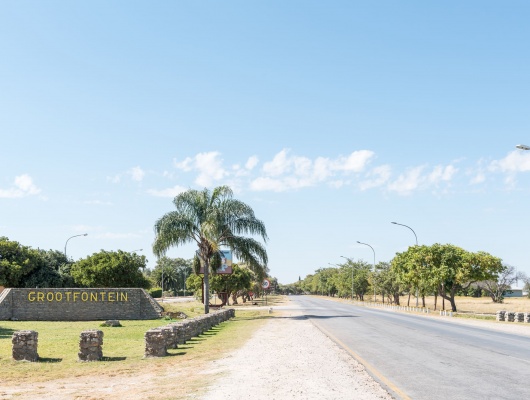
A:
<box><xmin>391</xmin><ymin>222</ymin><xmax>418</xmax><ymax>245</ymax></box>
<box><xmin>64</xmin><ymin>233</ymin><xmax>88</xmax><ymax>260</ymax></box>
<box><xmin>340</xmin><ymin>256</ymin><xmax>354</xmax><ymax>301</ymax></box>
<box><xmin>391</xmin><ymin>221</ymin><xmax>419</xmax><ymax>306</ymax></box>
<box><xmin>515</xmin><ymin>144</ymin><xmax>530</xmax><ymax>150</ymax></box>
<box><xmin>357</xmin><ymin>241</ymin><xmax>376</xmax><ymax>302</ymax></box>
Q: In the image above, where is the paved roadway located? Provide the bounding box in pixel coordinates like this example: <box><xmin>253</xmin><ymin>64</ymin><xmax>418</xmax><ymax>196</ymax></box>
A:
<box><xmin>289</xmin><ymin>295</ymin><xmax>530</xmax><ymax>400</ymax></box>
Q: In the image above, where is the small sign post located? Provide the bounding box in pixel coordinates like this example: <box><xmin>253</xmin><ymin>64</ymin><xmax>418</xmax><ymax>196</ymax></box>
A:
<box><xmin>262</xmin><ymin>279</ymin><xmax>270</xmax><ymax>305</ymax></box>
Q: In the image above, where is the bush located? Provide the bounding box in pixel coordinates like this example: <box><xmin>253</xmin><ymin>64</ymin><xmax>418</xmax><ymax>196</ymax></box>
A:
<box><xmin>149</xmin><ymin>288</ymin><xmax>162</xmax><ymax>298</ymax></box>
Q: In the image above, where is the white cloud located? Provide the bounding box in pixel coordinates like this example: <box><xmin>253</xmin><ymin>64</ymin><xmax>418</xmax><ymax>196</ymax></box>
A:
<box><xmin>0</xmin><ymin>174</ymin><xmax>41</xmax><ymax>198</ymax></box>
<box><xmin>174</xmin><ymin>152</ymin><xmax>227</xmax><ymax>187</ymax></box>
<box><xmin>388</xmin><ymin>166</ymin><xmax>425</xmax><ymax>195</ymax></box>
<box><xmin>428</xmin><ymin>165</ymin><xmax>458</xmax><ymax>183</ymax></box>
<box><xmin>147</xmin><ymin>185</ymin><xmax>188</xmax><ymax>198</ymax></box>
<box><xmin>334</xmin><ymin>150</ymin><xmax>375</xmax><ymax>172</ymax></box>
<box><xmin>470</xmin><ymin>173</ymin><xmax>486</xmax><ymax>185</ymax></box>
<box><xmin>359</xmin><ymin>165</ymin><xmax>392</xmax><ymax>191</ymax></box>
<box><xmin>262</xmin><ymin>149</ymin><xmax>292</xmax><ymax>176</ymax></box>
<box><xmin>387</xmin><ymin>164</ymin><xmax>458</xmax><ymax>195</ymax></box>
<box><xmin>174</xmin><ymin>157</ymin><xmax>193</xmax><ymax>172</ymax></box>
<box><xmin>490</xmin><ymin>151</ymin><xmax>530</xmax><ymax>173</ymax></box>
<box><xmin>107</xmin><ymin>174</ymin><xmax>121</xmax><ymax>184</ymax></box>
<box><xmin>129</xmin><ymin>166</ymin><xmax>145</xmax><ymax>182</ymax></box>
<box><xmin>245</xmin><ymin>156</ymin><xmax>259</xmax><ymax>170</ymax></box>
<box><xmin>251</xmin><ymin>149</ymin><xmax>375</xmax><ymax>191</ymax></box>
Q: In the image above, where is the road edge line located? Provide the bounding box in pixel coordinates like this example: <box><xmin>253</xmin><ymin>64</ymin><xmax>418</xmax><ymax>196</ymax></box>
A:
<box><xmin>309</xmin><ymin>319</ymin><xmax>411</xmax><ymax>400</ymax></box>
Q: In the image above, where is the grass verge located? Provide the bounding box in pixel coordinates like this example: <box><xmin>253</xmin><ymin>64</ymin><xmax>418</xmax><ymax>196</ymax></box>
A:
<box><xmin>0</xmin><ymin>297</ymin><xmax>286</xmax><ymax>399</ymax></box>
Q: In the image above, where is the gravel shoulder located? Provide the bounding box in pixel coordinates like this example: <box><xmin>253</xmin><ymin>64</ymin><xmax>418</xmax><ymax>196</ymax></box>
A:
<box><xmin>200</xmin><ymin>301</ymin><xmax>530</xmax><ymax>400</ymax></box>
<box><xmin>200</xmin><ymin>309</ymin><xmax>393</xmax><ymax>400</ymax></box>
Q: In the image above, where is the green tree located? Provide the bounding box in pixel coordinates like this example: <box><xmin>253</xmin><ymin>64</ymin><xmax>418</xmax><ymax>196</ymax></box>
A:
<box><xmin>153</xmin><ymin>186</ymin><xmax>268</xmax><ymax>314</ymax></box>
<box><xmin>151</xmin><ymin>257</ymin><xmax>192</xmax><ymax>295</ymax></box>
<box><xmin>392</xmin><ymin>244</ymin><xmax>503</xmax><ymax>311</ymax></box>
<box><xmin>336</xmin><ymin>258</ymin><xmax>372</xmax><ymax>300</ymax></box>
<box><xmin>70</xmin><ymin>250</ymin><xmax>151</xmax><ymax>288</ymax></box>
<box><xmin>0</xmin><ymin>237</ymin><xmax>42</xmax><ymax>287</ymax></box>
<box><xmin>375</xmin><ymin>262</ymin><xmax>402</xmax><ymax>305</ymax></box>
<box><xmin>210</xmin><ymin>264</ymin><xmax>253</xmax><ymax>304</ymax></box>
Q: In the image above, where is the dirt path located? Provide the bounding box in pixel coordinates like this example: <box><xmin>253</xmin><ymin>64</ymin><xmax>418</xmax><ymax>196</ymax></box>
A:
<box><xmin>200</xmin><ymin>311</ymin><xmax>393</xmax><ymax>400</ymax></box>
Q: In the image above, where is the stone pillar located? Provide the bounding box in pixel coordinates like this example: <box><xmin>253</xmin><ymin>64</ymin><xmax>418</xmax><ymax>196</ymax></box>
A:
<box><xmin>78</xmin><ymin>330</ymin><xmax>104</xmax><ymax>361</ymax></box>
<box><xmin>524</xmin><ymin>313</ymin><xmax>530</xmax><ymax>323</ymax></box>
<box><xmin>496</xmin><ymin>310</ymin><xmax>506</xmax><ymax>321</ymax></box>
<box><xmin>144</xmin><ymin>328</ymin><xmax>168</xmax><ymax>357</ymax></box>
<box><xmin>515</xmin><ymin>312</ymin><xmax>525</xmax><ymax>323</ymax></box>
<box><xmin>506</xmin><ymin>311</ymin><xmax>515</xmax><ymax>322</ymax></box>
<box><xmin>12</xmin><ymin>330</ymin><xmax>39</xmax><ymax>362</ymax></box>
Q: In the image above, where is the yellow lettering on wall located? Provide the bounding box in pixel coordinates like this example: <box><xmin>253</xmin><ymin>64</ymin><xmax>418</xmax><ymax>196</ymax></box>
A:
<box><xmin>108</xmin><ymin>292</ymin><xmax>115</xmax><ymax>302</ymax></box>
<box><xmin>46</xmin><ymin>292</ymin><xmax>54</xmax><ymax>302</ymax></box>
<box><xmin>66</xmin><ymin>292</ymin><xmax>72</xmax><ymax>301</ymax></box>
<box><xmin>99</xmin><ymin>292</ymin><xmax>106</xmax><ymax>301</ymax></box>
<box><xmin>28</xmin><ymin>292</ymin><xmax>36</xmax><ymax>302</ymax></box>
<box><xmin>81</xmin><ymin>292</ymin><xmax>88</xmax><ymax>302</ymax></box>
<box><xmin>37</xmin><ymin>292</ymin><xmax>44</xmax><ymax>302</ymax></box>
<box><xmin>73</xmin><ymin>292</ymin><xmax>80</xmax><ymax>302</ymax></box>
<box><xmin>90</xmin><ymin>293</ymin><xmax>98</xmax><ymax>301</ymax></box>
<box><xmin>55</xmin><ymin>292</ymin><xmax>63</xmax><ymax>302</ymax></box>
<box><xmin>120</xmin><ymin>292</ymin><xmax>128</xmax><ymax>302</ymax></box>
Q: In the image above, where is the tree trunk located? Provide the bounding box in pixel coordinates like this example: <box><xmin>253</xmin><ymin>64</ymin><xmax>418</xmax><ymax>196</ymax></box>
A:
<box><xmin>203</xmin><ymin>259</ymin><xmax>210</xmax><ymax>314</ymax></box>
<box><xmin>407</xmin><ymin>292</ymin><xmax>411</xmax><ymax>306</ymax></box>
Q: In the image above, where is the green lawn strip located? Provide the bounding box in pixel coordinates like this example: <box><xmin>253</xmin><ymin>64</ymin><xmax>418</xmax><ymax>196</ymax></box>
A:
<box><xmin>0</xmin><ymin>308</ymin><xmax>272</xmax><ymax>395</ymax></box>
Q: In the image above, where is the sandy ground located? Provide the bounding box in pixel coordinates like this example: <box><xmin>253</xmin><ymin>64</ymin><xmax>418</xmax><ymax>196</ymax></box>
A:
<box><xmin>200</xmin><ymin>311</ymin><xmax>393</xmax><ymax>400</ymax></box>
<box><xmin>199</xmin><ymin>305</ymin><xmax>530</xmax><ymax>400</ymax></box>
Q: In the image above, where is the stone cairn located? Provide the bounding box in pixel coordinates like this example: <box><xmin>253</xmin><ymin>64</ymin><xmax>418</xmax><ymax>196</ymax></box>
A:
<box><xmin>12</xmin><ymin>330</ymin><xmax>39</xmax><ymax>362</ymax></box>
<box><xmin>496</xmin><ymin>310</ymin><xmax>530</xmax><ymax>323</ymax></box>
<box><xmin>144</xmin><ymin>308</ymin><xmax>235</xmax><ymax>358</ymax></box>
<box><xmin>78</xmin><ymin>330</ymin><xmax>104</xmax><ymax>361</ymax></box>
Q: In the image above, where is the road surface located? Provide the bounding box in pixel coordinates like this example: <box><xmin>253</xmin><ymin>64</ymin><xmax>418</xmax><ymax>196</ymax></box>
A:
<box><xmin>290</xmin><ymin>295</ymin><xmax>530</xmax><ymax>400</ymax></box>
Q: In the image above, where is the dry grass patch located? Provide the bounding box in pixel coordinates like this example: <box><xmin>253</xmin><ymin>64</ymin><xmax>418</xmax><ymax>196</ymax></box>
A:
<box><xmin>314</xmin><ymin>294</ymin><xmax>530</xmax><ymax>315</ymax></box>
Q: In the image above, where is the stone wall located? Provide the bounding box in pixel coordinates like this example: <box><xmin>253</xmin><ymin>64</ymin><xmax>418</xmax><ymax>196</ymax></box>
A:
<box><xmin>144</xmin><ymin>309</ymin><xmax>235</xmax><ymax>357</ymax></box>
<box><xmin>0</xmin><ymin>288</ymin><xmax>163</xmax><ymax>321</ymax></box>
<box><xmin>0</xmin><ymin>289</ymin><xmax>12</xmax><ymax>320</ymax></box>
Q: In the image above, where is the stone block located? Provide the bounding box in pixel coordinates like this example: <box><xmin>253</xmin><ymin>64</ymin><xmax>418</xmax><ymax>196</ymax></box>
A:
<box><xmin>12</xmin><ymin>330</ymin><xmax>39</xmax><ymax>362</ymax></box>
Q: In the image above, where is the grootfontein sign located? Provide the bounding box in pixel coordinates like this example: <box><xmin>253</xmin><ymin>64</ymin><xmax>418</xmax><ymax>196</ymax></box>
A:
<box><xmin>0</xmin><ymin>288</ymin><xmax>162</xmax><ymax>321</ymax></box>
<box><xmin>27</xmin><ymin>290</ymin><xmax>129</xmax><ymax>303</ymax></box>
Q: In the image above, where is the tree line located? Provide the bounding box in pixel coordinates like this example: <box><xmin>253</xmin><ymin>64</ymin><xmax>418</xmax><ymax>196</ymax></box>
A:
<box><xmin>0</xmin><ymin>236</ymin><xmax>274</xmax><ymax>304</ymax></box>
<box><xmin>279</xmin><ymin>243</ymin><xmax>529</xmax><ymax>312</ymax></box>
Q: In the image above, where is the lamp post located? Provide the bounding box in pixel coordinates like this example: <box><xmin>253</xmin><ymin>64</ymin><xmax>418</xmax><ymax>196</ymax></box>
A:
<box><xmin>391</xmin><ymin>221</ymin><xmax>419</xmax><ymax>306</ymax></box>
<box><xmin>340</xmin><ymin>256</ymin><xmax>354</xmax><ymax>301</ymax></box>
<box><xmin>64</xmin><ymin>233</ymin><xmax>88</xmax><ymax>260</ymax></box>
<box><xmin>356</xmin><ymin>241</ymin><xmax>376</xmax><ymax>302</ymax></box>
<box><xmin>391</xmin><ymin>222</ymin><xmax>418</xmax><ymax>246</ymax></box>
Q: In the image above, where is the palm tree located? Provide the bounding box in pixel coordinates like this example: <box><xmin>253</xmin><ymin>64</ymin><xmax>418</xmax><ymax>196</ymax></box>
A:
<box><xmin>153</xmin><ymin>186</ymin><xmax>268</xmax><ymax>313</ymax></box>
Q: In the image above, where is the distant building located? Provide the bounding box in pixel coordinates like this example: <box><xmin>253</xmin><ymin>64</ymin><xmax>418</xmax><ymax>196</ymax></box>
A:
<box><xmin>504</xmin><ymin>287</ymin><xmax>524</xmax><ymax>298</ymax></box>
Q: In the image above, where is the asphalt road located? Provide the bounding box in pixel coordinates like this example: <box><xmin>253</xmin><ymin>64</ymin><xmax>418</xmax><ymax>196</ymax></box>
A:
<box><xmin>289</xmin><ymin>295</ymin><xmax>530</xmax><ymax>400</ymax></box>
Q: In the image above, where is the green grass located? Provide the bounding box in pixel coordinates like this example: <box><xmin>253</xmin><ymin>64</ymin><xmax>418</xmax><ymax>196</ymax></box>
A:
<box><xmin>0</xmin><ymin>300</ymin><xmax>274</xmax><ymax>399</ymax></box>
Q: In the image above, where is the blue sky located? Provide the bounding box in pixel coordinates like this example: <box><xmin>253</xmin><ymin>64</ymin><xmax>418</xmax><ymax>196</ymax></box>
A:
<box><xmin>2</xmin><ymin>1</ymin><xmax>530</xmax><ymax>284</ymax></box>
